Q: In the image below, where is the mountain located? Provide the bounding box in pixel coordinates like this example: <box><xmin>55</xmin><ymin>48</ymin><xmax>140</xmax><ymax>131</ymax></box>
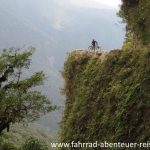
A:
<box><xmin>60</xmin><ymin>49</ymin><xmax>150</xmax><ymax>149</ymax></box>
<box><xmin>0</xmin><ymin>0</ymin><xmax>125</xmax><ymax>131</ymax></box>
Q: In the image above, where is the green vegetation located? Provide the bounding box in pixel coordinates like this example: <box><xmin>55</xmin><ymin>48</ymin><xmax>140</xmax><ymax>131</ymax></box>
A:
<box><xmin>60</xmin><ymin>48</ymin><xmax>150</xmax><ymax>149</ymax></box>
<box><xmin>0</xmin><ymin>124</ymin><xmax>55</xmax><ymax>149</ymax></box>
<box><xmin>0</xmin><ymin>134</ymin><xmax>51</xmax><ymax>150</ymax></box>
<box><xmin>119</xmin><ymin>0</ymin><xmax>150</xmax><ymax>46</ymax></box>
<box><xmin>0</xmin><ymin>142</ymin><xmax>18</xmax><ymax>150</ymax></box>
<box><xmin>2</xmin><ymin>1</ymin><xmax>150</xmax><ymax>150</ymax></box>
<box><xmin>0</xmin><ymin>48</ymin><xmax>56</xmax><ymax>149</ymax></box>
<box><xmin>60</xmin><ymin>2</ymin><xmax>150</xmax><ymax>149</ymax></box>
<box><xmin>0</xmin><ymin>48</ymin><xmax>56</xmax><ymax>134</ymax></box>
<box><xmin>22</xmin><ymin>137</ymin><xmax>48</xmax><ymax>150</ymax></box>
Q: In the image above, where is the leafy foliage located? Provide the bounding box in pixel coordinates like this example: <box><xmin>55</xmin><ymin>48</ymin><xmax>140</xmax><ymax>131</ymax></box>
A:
<box><xmin>0</xmin><ymin>124</ymin><xmax>55</xmax><ymax>149</ymax></box>
<box><xmin>0</xmin><ymin>134</ymin><xmax>50</xmax><ymax>150</ymax></box>
<box><xmin>0</xmin><ymin>142</ymin><xmax>19</xmax><ymax>150</ymax></box>
<box><xmin>0</xmin><ymin>48</ymin><xmax>56</xmax><ymax>134</ymax></box>
<box><xmin>21</xmin><ymin>137</ymin><xmax>48</xmax><ymax>150</ymax></box>
<box><xmin>60</xmin><ymin>49</ymin><xmax>150</xmax><ymax>150</ymax></box>
<box><xmin>119</xmin><ymin>0</ymin><xmax>150</xmax><ymax>46</ymax></box>
<box><xmin>122</xmin><ymin>32</ymin><xmax>134</xmax><ymax>50</ymax></box>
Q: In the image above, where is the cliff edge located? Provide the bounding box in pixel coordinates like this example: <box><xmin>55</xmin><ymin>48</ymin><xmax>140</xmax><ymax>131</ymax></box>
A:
<box><xmin>61</xmin><ymin>48</ymin><xmax>150</xmax><ymax>149</ymax></box>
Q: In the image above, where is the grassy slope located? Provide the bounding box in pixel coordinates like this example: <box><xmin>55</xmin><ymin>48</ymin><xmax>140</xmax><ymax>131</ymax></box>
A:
<box><xmin>61</xmin><ymin>49</ymin><xmax>150</xmax><ymax>149</ymax></box>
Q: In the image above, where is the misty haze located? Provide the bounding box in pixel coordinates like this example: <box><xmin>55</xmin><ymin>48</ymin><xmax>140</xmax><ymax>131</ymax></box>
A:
<box><xmin>0</xmin><ymin>0</ymin><xmax>127</xmax><ymax>148</ymax></box>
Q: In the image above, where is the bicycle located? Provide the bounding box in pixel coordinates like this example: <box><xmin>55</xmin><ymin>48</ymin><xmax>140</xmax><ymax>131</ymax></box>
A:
<box><xmin>88</xmin><ymin>44</ymin><xmax>101</xmax><ymax>51</ymax></box>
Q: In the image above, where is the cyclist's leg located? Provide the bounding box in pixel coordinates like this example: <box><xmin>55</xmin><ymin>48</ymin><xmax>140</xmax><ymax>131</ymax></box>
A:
<box><xmin>93</xmin><ymin>46</ymin><xmax>95</xmax><ymax>51</ymax></box>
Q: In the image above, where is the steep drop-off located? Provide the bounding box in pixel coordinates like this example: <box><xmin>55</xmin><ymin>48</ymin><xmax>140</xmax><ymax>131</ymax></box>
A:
<box><xmin>61</xmin><ymin>49</ymin><xmax>150</xmax><ymax>149</ymax></box>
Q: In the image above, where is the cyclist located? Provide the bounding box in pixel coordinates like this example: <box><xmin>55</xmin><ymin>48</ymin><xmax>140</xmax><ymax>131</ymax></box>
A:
<box><xmin>91</xmin><ymin>39</ymin><xmax>98</xmax><ymax>51</ymax></box>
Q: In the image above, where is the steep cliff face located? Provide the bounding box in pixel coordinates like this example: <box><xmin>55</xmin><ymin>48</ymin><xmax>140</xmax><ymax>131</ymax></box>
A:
<box><xmin>61</xmin><ymin>49</ymin><xmax>150</xmax><ymax>149</ymax></box>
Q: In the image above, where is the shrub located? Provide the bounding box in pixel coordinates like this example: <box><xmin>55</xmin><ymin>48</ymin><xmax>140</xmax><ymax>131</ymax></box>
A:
<box><xmin>21</xmin><ymin>137</ymin><xmax>48</xmax><ymax>150</ymax></box>
<box><xmin>0</xmin><ymin>142</ymin><xmax>18</xmax><ymax>150</ymax></box>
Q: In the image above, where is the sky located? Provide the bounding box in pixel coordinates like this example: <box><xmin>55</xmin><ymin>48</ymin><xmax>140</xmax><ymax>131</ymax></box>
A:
<box><xmin>45</xmin><ymin>0</ymin><xmax>121</xmax><ymax>31</ymax></box>
<box><xmin>0</xmin><ymin>0</ymin><xmax>124</xmax><ymax>130</ymax></box>
<box><xmin>56</xmin><ymin>0</ymin><xmax>122</xmax><ymax>9</ymax></box>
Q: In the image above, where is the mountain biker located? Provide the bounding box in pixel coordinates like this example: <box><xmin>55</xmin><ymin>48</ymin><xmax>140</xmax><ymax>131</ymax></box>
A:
<box><xmin>92</xmin><ymin>39</ymin><xmax>98</xmax><ymax>51</ymax></box>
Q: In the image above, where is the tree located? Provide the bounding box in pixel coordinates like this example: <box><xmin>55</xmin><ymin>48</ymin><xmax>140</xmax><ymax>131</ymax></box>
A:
<box><xmin>21</xmin><ymin>137</ymin><xmax>48</xmax><ymax>150</ymax></box>
<box><xmin>0</xmin><ymin>47</ymin><xmax>56</xmax><ymax>134</ymax></box>
<box><xmin>119</xmin><ymin>0</ymin><xmax>150</xmax><ymax>47</ymax></box>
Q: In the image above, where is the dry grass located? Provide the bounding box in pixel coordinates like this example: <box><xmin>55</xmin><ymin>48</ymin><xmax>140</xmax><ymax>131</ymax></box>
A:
<box><xmin>73</xmin><ymin>49</ymin><xmax>120</xmax><ymax>63</ymax></box>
